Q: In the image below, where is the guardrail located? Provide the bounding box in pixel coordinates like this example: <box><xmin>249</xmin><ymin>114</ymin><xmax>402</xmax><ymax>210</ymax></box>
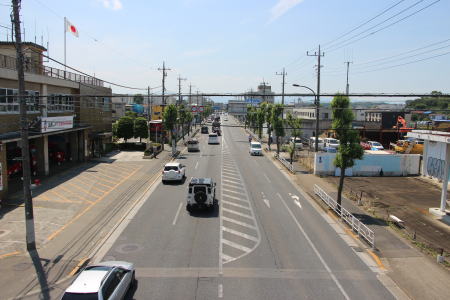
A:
<box><xmin>313</xmin><ymin>184</ymin><xmax>375</xmax><ymax>248</ymax></box>
<box><xmin>274</xmin><ymin>153</ymin><xmax>295</xmax><ymax>173</ymax></box>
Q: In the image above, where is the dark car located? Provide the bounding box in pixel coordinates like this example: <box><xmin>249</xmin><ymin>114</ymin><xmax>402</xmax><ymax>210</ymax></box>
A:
<box><xmin>201</xmin><ymin>126</ymin><xmax>209</xmax><ymax>134</ymax></box>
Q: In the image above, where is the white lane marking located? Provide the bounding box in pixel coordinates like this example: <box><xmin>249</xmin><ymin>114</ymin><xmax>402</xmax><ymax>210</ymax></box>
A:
<box><xmin>222</xmin><ymin>188</ymin><xmax>246</xmax><ymax>196</ymax></box>
<box><xmin>276</xmin><ymin>193</ymin><xmax>351</xmax><ymax>300</ymax></box>
<box><xmin>263</xmin><ymin>173</ymin><xmax>271</xmax><ymax>183</ymax></box>
<box><xmin>223</xmin><ymin>183</ymin><xmax>245</xmax><ymax>191</ymax></box>
<box><xmin>221</xmin><ymin>253</ymin><xmax>234</xmax><ymax>262</ymax></box>
<box><xmin>172</xmin><ymin>202</ymin><xmax>183</xmax><ymax>226</ymax></box>
<box><xmin>290</xmin><ymin>194</ymin><xmax>302</xmax><ymax>209</ymax></box>
<box><xmin>222</xmin><ymin>226</ymin><xmax>258</xmax><ymax>242</ymax></box>
<box><xmin>219</xmin><ymin>131</ymin><xmax>224</xmax><ymax>277</ymax></box>
<box><xmin>222</xmin><ymin>200</ymin><xmax>250</xmax><ymax>210</ymax></box>
<box><xmin>291</xmin><ymin>195</ymin><xmax>300</xmax><ymax>201</ymax></box>
<box><xmin>222</xmin><ymin>194</ymin><xmax>249</xmax><ymax>204</ymax></box>
<box><xmin>195</xmin><ymin>161</ymin><xmax>199</xmax><ymax>169</ymax></box>
<box><xmin>223</xmin><ymin>178</ymin><xmax>242</xmax><ymax>184</ymax></box>
<box><xmin>218</xmin><ymin>284</ymin><xmax>223</xmax><ymax>298</ymax></box>
<box><xmin>222</xmin><ymin>207</ymin><xmax>254</xmax><ymax>220</ymax></box>
<box><xmin>222</xmin><ymin>238</ymin><xmax>252</xmax><ymax>252</ymax></box>
<box><xmin>294</xmin><ymin>200</ymin><xmax>302</xmax><ymax>209</ymax></box>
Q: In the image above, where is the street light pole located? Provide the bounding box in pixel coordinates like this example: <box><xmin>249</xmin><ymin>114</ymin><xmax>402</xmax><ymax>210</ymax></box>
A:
<box><xmin>292</xmin><ymin>84</ymin><xmax>319</xmax><ymax>152</ymax></box>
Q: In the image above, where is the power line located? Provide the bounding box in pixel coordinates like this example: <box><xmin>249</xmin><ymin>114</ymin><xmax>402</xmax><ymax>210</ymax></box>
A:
<box><xmin>326</xmin><ymin>0</ymin><xmax>441</xmax><ymax>53</ymax></box>
<box><xmin>322</xmin><ymin>0</ymin><xmax>408</xmax><ymax>48</ymax></box>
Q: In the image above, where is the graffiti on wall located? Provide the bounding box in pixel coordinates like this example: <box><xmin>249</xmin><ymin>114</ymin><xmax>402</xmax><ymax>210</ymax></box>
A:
<box><xmin>426</xmin><ymin>157</ymin><xmax>446</xmax><ymax>180</ymax></box>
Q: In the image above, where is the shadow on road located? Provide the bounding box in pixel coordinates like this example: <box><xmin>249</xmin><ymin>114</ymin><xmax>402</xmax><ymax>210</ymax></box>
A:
<box><xmin>29</xmin><ymin>249</ymin><xmax>51</xmax><ymax>300</ymax></box>
<box><xmin>188</xmin><ymin>203</ymin><xmax>219</xmax><ymax>218</ymax></box>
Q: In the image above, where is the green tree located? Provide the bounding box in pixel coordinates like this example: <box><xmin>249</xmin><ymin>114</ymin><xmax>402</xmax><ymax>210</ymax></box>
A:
<box><xmin>112</xmin><ymin>120</ymin><xmax>118</xmax><ymax>137</ymax></box>
<box><xmin>163</xmin><ymin>104</ymin><xmax>178</xmax><ymax>155</ymax></box>
<box><xmin>125</xmin><ymin>111</ymin><xmax>137</xmax><ymax>119</ymax></box>
<box><xmin>186</xmin><ymin>111</ymin><xmax>194</xmax><ymax>133</ymax></box>
<box><xmin>116</xmin><ymin>116</ymin><xmax>134</xmax><ymax>142</ymax></box>
<box><xmin>245</xmin><ymin>105</ymin><xmax>252</xmax><ymax>129</ymax></box>
<box><xmin>265</xmin><ymin>103</ymin><xmax>274</xmax><ymax>150</ymax></box>
<box><xmin>331</xmin><ymin>94</ymin><xmax>364</xmax><ymax>210</ymax></box>
<box><xmin>133</xmin><ymin>94</ymin><xmax>144</xmax><ymax>104</ymax></box>
<box><xmin>286</xmin><ymin>112</ymin><xmax>302</xmax><ymax>157</ymax></box>
<box><xmin>134</xmin><ymin>117</ymin><xmax>148</xmax><ymax>143</ymax></box>
<box><xmin>271</xmin><ymin>104</ymin><xmax>285</xmax><ymax>154</ymax></box>
<box><xmin>256</xmin><ymin>106</ymin><xmax>266</xmax><ymax>139</ymax></box>
<box><xmin>178</xmin><ymin>104</ymin><xmax>188</xmax><ymax>141</ymax></box>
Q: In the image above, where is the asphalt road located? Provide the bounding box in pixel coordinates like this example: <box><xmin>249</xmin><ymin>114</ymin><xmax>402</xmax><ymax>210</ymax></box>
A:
<box><xmin>95</xmin><ymin>119</ymin><xmax>394</xmax><ymax>300</ymax></box>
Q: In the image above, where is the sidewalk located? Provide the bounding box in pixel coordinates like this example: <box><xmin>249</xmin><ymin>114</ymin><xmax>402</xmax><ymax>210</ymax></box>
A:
<box><xmin>0</xmin><ymin>138</ymin><xmax>186</xmax><ymax>299</ymax></box>
<box><xmin>237</xmin><ymin>117</ymin><xmax>450</xmax><ymax>299</ymax></box>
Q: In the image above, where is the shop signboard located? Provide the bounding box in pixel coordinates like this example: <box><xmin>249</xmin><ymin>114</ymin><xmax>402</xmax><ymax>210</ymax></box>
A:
<box><xmin>41</xmin><ymin>116</ymin><xmax>74</xmax><ymax>133</ymax></box>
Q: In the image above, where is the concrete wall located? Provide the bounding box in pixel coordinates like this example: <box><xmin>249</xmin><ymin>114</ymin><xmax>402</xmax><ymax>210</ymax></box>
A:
<box><xmin>314</xmin><ymin>152</ymin><xmax>420</xmax><ymax>176</ymax></box>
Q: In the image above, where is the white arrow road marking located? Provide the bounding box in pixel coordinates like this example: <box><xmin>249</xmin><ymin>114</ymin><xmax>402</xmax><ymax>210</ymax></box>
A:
<box><xmin>290</xmin><ymin>194</ymin><xmax>302</xmax><ymax>209</ymax></box>
<box><xmin>263</xmin><ymin>173</ymin><xmax>271</xmax><ymax>183</ymax></box>
<box><xmin>261</xmin><ymin>192</ymin><xmax>270</xmax><ymax>208</ymax></box>
<box><xmin>195</xmin><ymin>161</ymin><xmax>199</xmax><ymax>169</ymax></box>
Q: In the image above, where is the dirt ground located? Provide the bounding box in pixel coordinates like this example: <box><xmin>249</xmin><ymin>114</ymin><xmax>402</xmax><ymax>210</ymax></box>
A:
<box><xmin>325</xmin><ymin>176</ymin><xmax>450</xmax><ymax>254</ymax></box>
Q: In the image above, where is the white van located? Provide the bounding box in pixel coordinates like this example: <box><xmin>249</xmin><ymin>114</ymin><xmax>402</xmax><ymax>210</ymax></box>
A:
<box><xmin>187</xmin><ymin>138</ymin><xmax>200</xmax><ymax>152</ymax></box>
<box><xmin>290</xmin><ymin>137</ymin><xmax>303</xmax><ymax>150</ymax></box>
<box><xmin>324</xmin><ymin>138</ymin><xmax>340</xmax><ymax>149</ymax></box>
<box><xmin>309</xmin><ymin>137</ymin><xmax>324</xmax><ymax>150</ymax></box>
<box><xmin>208</xmin><ymin>133</ymin><xmax>220</xmax><ymax>144</ymax></box>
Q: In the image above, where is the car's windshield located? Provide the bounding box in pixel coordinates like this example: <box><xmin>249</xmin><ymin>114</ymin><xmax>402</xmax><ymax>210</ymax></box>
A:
<box><xmin>328</xmin><ymin>139</ymin><xmax>338</xmax><ymax>144</ymax></box>
<box><xmin>372</xmin><ymin>142</ymin><xmax>382</xmax><ymax>146</ymax></box>
<box><xmin>252</xmin><ymin>144</ymin><xmax>261</xmax><ymax>149</ymax></box>
<box><xmin>164</xmin><ymin>166</ymin><xmax>179</xmax><ymax>171</ymax></box>
<box><xmin>61</xmin><ymin>293</ymin><xmax>98</xmax><ymax>300</ymax></box>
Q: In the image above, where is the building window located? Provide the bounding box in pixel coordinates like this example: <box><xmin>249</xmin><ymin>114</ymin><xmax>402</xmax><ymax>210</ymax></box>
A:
<box><xmin>323</xmin><ymin>113</ymin><xmax>329</xmax><ymax>119</ymax></box>
<box><xmin>48</xmin><ymin>94</ymin><xmax>74</xmax><ymax>112</ymax></box>
<box><xmin>0</xmin><ymin>87</ymin><xmax>40</xmax><ymax>113</ymax></box>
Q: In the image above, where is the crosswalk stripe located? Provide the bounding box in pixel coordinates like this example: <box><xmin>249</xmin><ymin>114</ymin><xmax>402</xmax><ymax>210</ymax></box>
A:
<box><xmin>223</xmin><ymin>178</ymin><xmax>242</xmax><ymax>184</ymax></box>
<box><xmin>222</xmin><ymin>216</ymin><xmax>257</xmax><ymax>230</ymax></box>
<box><xmin>222</xmin><ymin>226</ymin><xmax>258</xmax><ymax>242</ymax></box>
<box><xmin>222</xmin><ymin>238</ymin><xmax>252</xmax><ymax>252</ymax></box>
<box><xmin>222</xmin><ymin>207</ymin><xmax>253</xmax><ymax>220</ymax></box>
<box><xmin>222</xmin><ymin>200</ymin><xmax>250</xmax><ymax>210</ymax></box>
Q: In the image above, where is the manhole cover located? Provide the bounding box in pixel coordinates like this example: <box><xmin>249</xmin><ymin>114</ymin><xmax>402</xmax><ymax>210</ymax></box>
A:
<box><xmin>13</xmin><ymin>262</ymin><xmax>32</xmax><ymax>271</ymax></box>
<box><xmin>115</xmin><ymin>243</ymin><xmax>143</xmax><ymax>254</ymax></box>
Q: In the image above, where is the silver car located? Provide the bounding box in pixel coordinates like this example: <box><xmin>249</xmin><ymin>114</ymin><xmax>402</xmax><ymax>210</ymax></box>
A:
<box><xmin>61</xmin><ymin>261</ymin><xmax>135</xmax><ymax>300</ymax></box>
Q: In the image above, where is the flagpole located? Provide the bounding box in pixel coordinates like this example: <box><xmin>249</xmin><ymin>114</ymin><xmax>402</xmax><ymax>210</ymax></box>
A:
<box><xmin>64</xmin><ymin>17</ymin><xmax>66</xmax><ymax>76</ymax></box>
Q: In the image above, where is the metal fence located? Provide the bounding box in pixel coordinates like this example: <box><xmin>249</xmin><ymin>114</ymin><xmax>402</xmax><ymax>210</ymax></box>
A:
<box><xmin>313</xmin><ymin>184</ymin><xmax>375</xmax><ymax>248</ymax></box>
<box><xmin>274</xmin><ymin>153</ymin><xmax>295</xmax><ymax>173</ymax></box>
<box><xmin>0</xmin><ymin>53</ymin><xmax>104</xmax><ymax>87</ymax></box>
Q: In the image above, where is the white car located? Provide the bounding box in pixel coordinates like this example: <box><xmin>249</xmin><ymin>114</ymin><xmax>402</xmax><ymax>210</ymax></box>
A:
<box><xmin>187</xmin><ymin>138</ymin><xmax>200</xmax><ymax>152</ymax></box>
<box><xmin>290</xmin><ymin>137</ymin><xmax>303</xmax><ymax>150</ymax></box>
<box><xmin>249</xmin><ymin>142</ymin><xmax>263</xmax><ymax>156</ymax></box>
<box><xmin>186</xmin><ymin>177</ymin><xmax>217</xmax><ymax>212</ymax></box>
<box><xmin>368</xmin><ymin>141</ymin><xmax>384</xmax><ymax>150</ymax></box>
<box><xmin>208</xmin><ymin>133</ymin><xmax>220</xmax><ymax>144</ymax></box>
<box><xmin>309</xmin><ymin>137</ymin><xmax>325</xmax><ymax>150</ymax></box>
<box><xmin>61</xmin><ymin>261</ymin><xmax>135</xmax><ymax>300</ymax></box>
<box><xmin>162</xmin><ymin>162</ymin><xmax>186</xmax><ymax>183</ymax></box>
<box><xmin>324</xmin><ymin>138</ymin><xmax>340</xmax><ymax>149</ymax></box>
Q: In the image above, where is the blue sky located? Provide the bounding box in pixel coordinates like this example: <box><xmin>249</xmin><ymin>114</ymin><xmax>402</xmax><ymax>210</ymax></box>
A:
<box><xmin>1</xmin><ymin>0</ymin><xmax>449</xmax><ymax>103</ymax></box>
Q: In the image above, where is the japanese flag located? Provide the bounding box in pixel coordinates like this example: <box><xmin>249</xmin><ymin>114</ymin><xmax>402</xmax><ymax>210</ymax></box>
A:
<box><xmin>65</xmin><ymin>18</ymin><xmax>79</xmax><ymax>37</ymax></box>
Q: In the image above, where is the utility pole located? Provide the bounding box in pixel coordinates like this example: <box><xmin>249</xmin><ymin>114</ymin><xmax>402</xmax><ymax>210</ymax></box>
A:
<box><xmin>158</xmin><ymin>61</ymin><xmax>171</xmax><ymax>107</ymax></box>
<box><xmin>344</xmin><ymin>61</ymin><xmax>352</xmax><ymax>95</ymax></box>
<box><xmin>147</xmin><ymin>86</ymin><xmax>151</xmax><ymax>142</ymax></box>
<box><xmin>177</xmin><ymin>75</ymin><xmax>186</xmax><ymax>106</ymax></box>
<box><xmin>12</xmin><ymin>0</ymin><xmax>36</xmax><ymax>251</ymax></box>
<box><xmin>189</xmin><ymin>83</ymin><xmax>193</xmax><ymax>105</ymax></box>
<box><xmin>307</xmin><ymin>45</ymin><xmax>325</xmax><ymax>152</ymax></box>
<box><xmin>276</xmin><ymin>68</ymin><xmax>287</xmax><ymax>118</ymax></box>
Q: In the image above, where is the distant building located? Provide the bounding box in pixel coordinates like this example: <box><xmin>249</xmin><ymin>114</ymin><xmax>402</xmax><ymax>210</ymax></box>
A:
<box><xmin>244</xmin><ymin>82</ymin><xmax>275</xmax><ymax>105</ymax></box>
<box><xmin>292</xmin><ymin>107</ymin><xmax>332</xmax><ymax>139</ymax></box>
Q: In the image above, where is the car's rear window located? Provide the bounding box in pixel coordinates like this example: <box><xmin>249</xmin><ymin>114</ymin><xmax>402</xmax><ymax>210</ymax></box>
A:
<box><xmin>252</xmin><ymin>144</ymin><xmax>261</xmax><ymax>149</ymax></box>
<box><xmin>188</xmin><ymin>140</ymin><xmax>198</xmax><ymax>144</ymax></box>
<box><xmin>61</xmin><ymin>293</ymin><xmax>98</xmax><ymax>300</ymax></box>
<box><xmin>209</xmin><ymin>134</ymin><xmax>217</xmax><ymax>137</ymax></box>
<box><xmin>164</xmin><ymin>166</ymin><xmax>179</xmax><ymax>171</ymax></box>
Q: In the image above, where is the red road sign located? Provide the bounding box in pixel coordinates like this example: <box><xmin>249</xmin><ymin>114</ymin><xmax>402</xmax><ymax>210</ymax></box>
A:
<box><xmin>199</xmin><ymin>106</ymin><xmax>204</xmax><ymax>112</ymax></box>
<box><xmin>191</xmin><ymin>106</ymin><xmax>198</xmax><ymax>112</ymax></box>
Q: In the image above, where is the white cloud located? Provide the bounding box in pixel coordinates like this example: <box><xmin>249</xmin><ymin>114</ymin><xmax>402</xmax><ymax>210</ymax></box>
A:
<box><xmin>99</xmin><ymin>0</ymin><xmax>123</xmax><ymax>11</ymax></box>
<box><xmin>269</xmin><ymin>0</ymin><xmax>304</xmax><ymax>23</ymax></box>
